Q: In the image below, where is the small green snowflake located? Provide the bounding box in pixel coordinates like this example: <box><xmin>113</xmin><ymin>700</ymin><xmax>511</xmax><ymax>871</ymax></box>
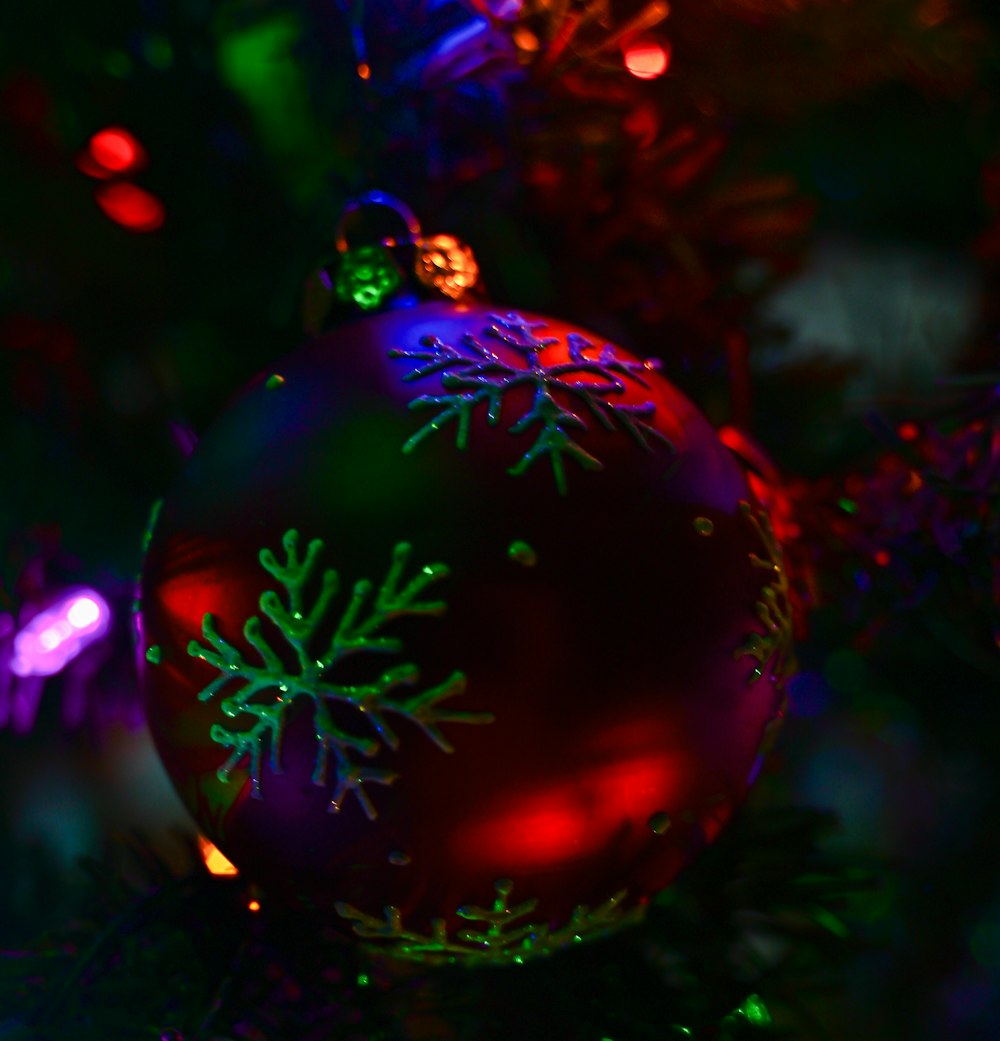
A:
<box><xmin>389</xmin><ymin>312</ymin><xmax>673</xmax><ymax>494</ymax></box>
<box><xmin>336</xmin><ymin>879</ymin><xmax>644</xmax><ymax>965</ymax></box>
<box><xmin>187</xmin><ymin>531</ymin><xmax>493</xmax><ymax>820</ymax></box>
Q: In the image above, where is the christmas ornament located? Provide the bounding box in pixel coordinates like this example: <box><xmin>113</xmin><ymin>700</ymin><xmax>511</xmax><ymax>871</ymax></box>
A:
<box><xmin>138</xmin><ymin>197</ymin><xmax>792</xmax><ymax>966</ymax></box>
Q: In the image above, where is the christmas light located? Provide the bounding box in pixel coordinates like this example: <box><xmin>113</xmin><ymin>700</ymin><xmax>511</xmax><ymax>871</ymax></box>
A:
<box><xmin>11</xmin><ymin>590</ymin><xmax>111</xmax><ymax>677</ymax></box>
<box><xmin>88</xmin><ymin>127</ymin><xmax>145</xmax><ymax>174</ymax></box>
<box><xmin>198</xmin><ymin>835</ymin><xmax>239</xmax><ymax>876</ymax></box>
<box><xmin>623</xmin><ymin>39</ymin><xmax>670</xmax><ymax>80</ymax></box>
<box><xmin>95</xmin><ymin>182</ymin><xmax>166</xmax><ymax>232</ymax></box>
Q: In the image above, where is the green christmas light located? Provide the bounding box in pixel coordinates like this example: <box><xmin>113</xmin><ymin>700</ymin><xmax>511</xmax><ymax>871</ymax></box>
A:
<box><xmin>335</xmin><ymin>246</ymin><xmax>402</xmax><ymax>311</ymax></box>
<box><xmin>216</xmin><ymin>13</ymin><xmax>330</xmax><ymax>201</ymax></box>
<box><xmin>740</xmin><ymin>994</ymin><xmax>772</xmax><ymax>1026</ymax></box>
<box><xmin>507</xmin><ymin>540</ymin><xmax>538</xmax><ymax>567</ymax></box>
<box><xmin>143</xmin><ymin>34</ymin><xmax>173</xmax><ymax>70</ymax></box>
<box><xmin>812</xmin><ymin>907</ymin><xmax>850</xmax><ymax>938</ymax></box>
<box><xmin>103</xmin><ymin>50</ymin><xmax>132</xmax><ymax>77</ymax></box>
<box><xmin>724</xmin><ymin>993</ymin><xmax>773</xmax><ymax>1029</ymax></box>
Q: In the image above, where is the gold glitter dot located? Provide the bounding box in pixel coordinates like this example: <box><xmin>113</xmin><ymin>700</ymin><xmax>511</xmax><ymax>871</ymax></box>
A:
<box><xmin>693</xmin><ymin>517</ymin><xmax>715</xmax><ymax>537</ymax></box>
<box><xmin>647</xmin><ymin>811</ymin><xmax>671</xmax><ymax>835</ymax></box>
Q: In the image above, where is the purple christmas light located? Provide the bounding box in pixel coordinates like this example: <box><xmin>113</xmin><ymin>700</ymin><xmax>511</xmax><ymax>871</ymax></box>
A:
<box><xmin>11</xmin><ymin>589</ymin><xmax>111</xmax><ymax>678</ymax></box>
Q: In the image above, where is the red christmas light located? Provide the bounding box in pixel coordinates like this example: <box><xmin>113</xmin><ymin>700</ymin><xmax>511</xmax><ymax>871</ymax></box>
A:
<box><xmin>624</xmin><ymin>39</ymin><xmax>671</xmax><ymax>80</ymax></box>
<box><xmin>89</xmin><ymin>127</ymin><xmax>145</xmax><ymax>174</ymax></box>
<box><xmin>95</xmin><ymin>182</ymin><xmax>165</xmax><ymax>232</ymax></box>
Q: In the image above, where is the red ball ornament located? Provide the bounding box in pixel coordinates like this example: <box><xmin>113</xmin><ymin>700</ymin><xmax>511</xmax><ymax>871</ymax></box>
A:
<box><xmin>139</xmin><ymin>300</ymin><xmax>792</xmax><ymax>965</ymax></box>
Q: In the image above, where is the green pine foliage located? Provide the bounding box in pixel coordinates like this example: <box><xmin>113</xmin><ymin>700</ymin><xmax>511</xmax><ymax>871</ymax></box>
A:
<box><xmin>0</xmin><ymin>806</ymin><xmax>870</xmax><ymax>1041</ymax></box>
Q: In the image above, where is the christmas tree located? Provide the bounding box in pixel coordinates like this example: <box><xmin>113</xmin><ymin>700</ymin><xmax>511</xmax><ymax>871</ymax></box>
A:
<box><xmin>1</xmin><ymin>1</ymin><xmax>998</xmax><ymax>1038</ymax></box>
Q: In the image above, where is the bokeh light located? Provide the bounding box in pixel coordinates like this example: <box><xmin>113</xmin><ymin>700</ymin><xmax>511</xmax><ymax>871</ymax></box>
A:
<box><xmin>11</xmin><ymin>589</ymin><xmax>111</xmax><ymax>677</ymax></box>
<box><xmin>95</xmin><ymin>182</ymin><xmax>166</xmax><ymax>232</ymax></box>
<box><xmin>198</xmin><ymin>835</ymin><xmax>239</xmax><ymax>876</ymax></box>
<box><xmin>624</xmin><ymin>40</ymin><xmax>671</xmax><ymax>80</ymax></box>
<box><xmin>88</xmin><ymin>127</ymin><xmax>145</xmax><ymax>174</ymax></box>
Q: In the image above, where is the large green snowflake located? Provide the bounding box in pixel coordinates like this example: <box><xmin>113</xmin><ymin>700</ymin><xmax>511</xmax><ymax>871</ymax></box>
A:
<box><xmin>187</xmin><ymin>531</ymin><xmax>493</xmax><ymax>820</ymax></box>
<box><xmin>335</xmin><ymin>879</ymin><xmax>645</xmax><ymax>965</ymax></box>
<box><xmin>389</xmin><ymin>312</ymin><xmax>673</xmax><ymax>494</ymax></box>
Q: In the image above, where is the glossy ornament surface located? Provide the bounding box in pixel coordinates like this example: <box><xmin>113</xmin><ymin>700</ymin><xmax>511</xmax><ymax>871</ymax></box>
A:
<box><xmin>139</xmin><ymin>301</ymin><xmax>792</xmax><ymax>965</ymax></box>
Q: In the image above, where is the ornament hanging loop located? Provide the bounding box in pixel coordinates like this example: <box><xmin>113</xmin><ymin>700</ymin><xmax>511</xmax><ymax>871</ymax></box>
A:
<box><xmin>334</xmin><ymin>191</ymin><xmax>424</xmax><ymax>254</ymax></box>
<box><xmin>304</xmin><ymin>192</ymin><xmax>481</xmax><ymax>332</ymax></box>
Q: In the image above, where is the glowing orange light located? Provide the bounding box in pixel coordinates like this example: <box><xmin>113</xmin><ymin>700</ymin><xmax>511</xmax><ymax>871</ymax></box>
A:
<box><xmin>624</xmin><ymin>40</ymin><xmax>670</xmax><ymax>80</ymax></box>
<box><xmin>357</xmin><ymin>62</ymin><xmax>371</xmax><ymax>80</ymax></box>
<box><xmin>513</xmin><ymin>27</ymin><xmax>540</xmax><ymax>53</ymax></box>
<box><xmin>898</xmin><ymin>422</ymin><xmax>920</xmax><ymax>442</ymax></box>
<box><xmin>95</xmin><ymin>182</ymin><xmax>165</xmax><ymax>232</ymax></box>
<box><xmin>89</xmin><ymin>127</ymin><xmax>145</xmax><ymax>174</ymax></box>
<box><xmin>198</xmin><ymin>835</ymin><xmax>239</xmax><ymax>876</ymax></box>
<box><xmin>247</xmin><ymin>899</ymin><xmax>261</xmax><ymax>912</ymax></box>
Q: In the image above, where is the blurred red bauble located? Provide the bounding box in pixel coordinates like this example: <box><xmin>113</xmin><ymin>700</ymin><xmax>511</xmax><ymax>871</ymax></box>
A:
<box><xmin>138</xmin><ymin>301</ymin><xmax>792</xmax><ymax>964</ymax></box>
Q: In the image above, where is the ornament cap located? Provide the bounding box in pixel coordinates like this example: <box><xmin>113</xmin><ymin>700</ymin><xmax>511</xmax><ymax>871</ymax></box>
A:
<box><xmin>303</xmin><ymin>191</ymin><xmax>482</xmax><ymax>332</ymax></box>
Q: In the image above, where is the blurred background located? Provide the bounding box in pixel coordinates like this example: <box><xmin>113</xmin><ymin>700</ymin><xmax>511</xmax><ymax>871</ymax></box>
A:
<box><xmin>1</xmin><ymin>1</ymin><xmax>999</xmax><ymax>1038</ymax></box>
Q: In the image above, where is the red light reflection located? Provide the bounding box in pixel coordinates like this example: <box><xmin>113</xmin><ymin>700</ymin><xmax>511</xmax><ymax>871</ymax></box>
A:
<box><xmin>156</xmin><ymin>574</ymin><xmax>233</xmax><ymax>642</ymax></box>
<box><xmin>457</xmin><ymin>753</ymin><xmax>682</xmax><ymax>870</ymax></box>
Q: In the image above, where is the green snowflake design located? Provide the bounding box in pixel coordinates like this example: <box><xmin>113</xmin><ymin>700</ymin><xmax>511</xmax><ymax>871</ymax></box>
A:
<box><xmin>735</xmin><ymin>501</ymin><xmax>795</xmax><ymax>686</ymax></box>
<box><xmin>187</xmin><ymin>531</ymin><xmax>493</xmax><ymax>820</ymax></box>
<box><xmin>335</xmin><ymin>879</ymin><xmax>645</xmax><ymax>966</ymax></box>
<box><xmin>388</xmin><ymin>312</ymin><xmax>673</xmax><ymax>494</ymax></box>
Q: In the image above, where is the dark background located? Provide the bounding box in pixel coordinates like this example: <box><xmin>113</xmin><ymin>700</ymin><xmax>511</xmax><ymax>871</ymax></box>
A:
<box><xmin>1</xmin><ymin>1</ymin><xmax>999</xmax><ymax>1038</ymax></box>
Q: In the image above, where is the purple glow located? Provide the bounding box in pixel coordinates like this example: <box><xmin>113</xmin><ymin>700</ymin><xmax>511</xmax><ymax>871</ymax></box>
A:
<box><xmin>11</xmin><ymin>590</ymin><xmax>111</xmax><ymax>678</ymax></box>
